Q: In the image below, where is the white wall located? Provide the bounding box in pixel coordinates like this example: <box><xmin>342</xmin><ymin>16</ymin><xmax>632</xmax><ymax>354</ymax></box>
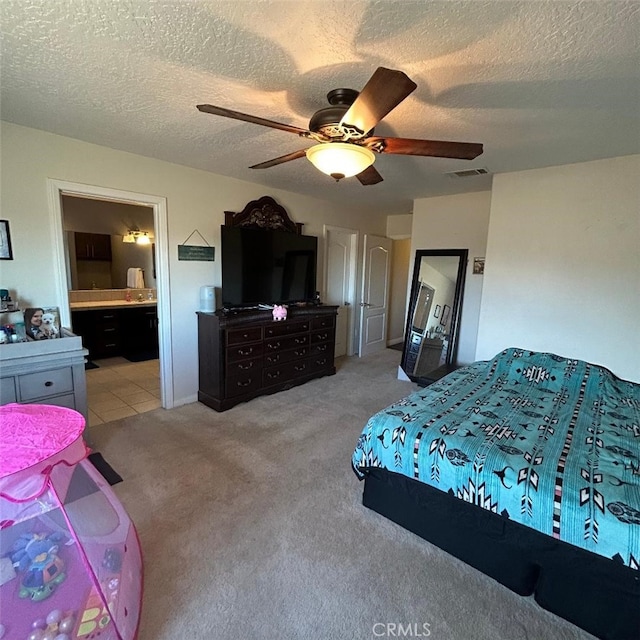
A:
<box><xmin>411</xmin><ymin>191</ymin><xmax>492</xmax><ymax>364</ymax></box>
<box><xmin>476</xmin><ymin>155</ymin><xmax>640</xmax><ymax>383</ymax></box>
<box><xmin>388</xmin><ymin>238</ymin><xmax>410</xmax><ymax>343</ymax></box>
<box><xmin>0</xmin><ymin>122</ymin><xmax>389</xmax><ymax>406</ymax></box>
<box><xmin>387</xmin><ymin>214</ymin><xmax>412</xmax><ymax>239</ymax></box>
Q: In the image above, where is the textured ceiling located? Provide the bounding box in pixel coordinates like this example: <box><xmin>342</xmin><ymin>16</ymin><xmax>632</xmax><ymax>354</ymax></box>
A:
<box><xmin>1</xmin><ymin>0</ymin><xmax>639</xmax><ymax>214</ymax></box>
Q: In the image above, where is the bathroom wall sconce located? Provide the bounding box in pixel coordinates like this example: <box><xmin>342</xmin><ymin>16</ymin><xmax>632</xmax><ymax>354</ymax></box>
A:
<box><xmin>123</xmin><ymin>229</ymin><xmax>151</xmax><ymax>245</ymax></box>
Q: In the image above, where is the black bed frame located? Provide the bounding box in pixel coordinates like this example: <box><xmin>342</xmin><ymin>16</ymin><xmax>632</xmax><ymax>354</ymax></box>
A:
<box><xmin>362</xmin><ymin>468</ymin><xmax>640</xmax><ymax>640</ymax></box>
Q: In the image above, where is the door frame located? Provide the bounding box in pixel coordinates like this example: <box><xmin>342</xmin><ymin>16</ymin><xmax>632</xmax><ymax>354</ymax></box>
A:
<box><xmin>322</xmin><ymin>225</ymin><xmax>358</xmax><ymax>356</ymax></box>
<box><xmin>47</xmin><ymin>179</ymin><xmax>173</xmax><ymax>409</ymax></box>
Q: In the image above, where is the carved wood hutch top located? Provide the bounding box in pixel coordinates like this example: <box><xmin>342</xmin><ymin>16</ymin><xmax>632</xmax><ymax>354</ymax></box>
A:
<box><xmin>224</xmin><ymin>196</ymin><xmax>303</xmax><ymax>234</ymax></box>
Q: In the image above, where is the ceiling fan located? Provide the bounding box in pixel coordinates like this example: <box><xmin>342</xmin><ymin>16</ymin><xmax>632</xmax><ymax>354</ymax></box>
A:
<box><xmin>197</xmin><ymin>67</ymin><xmax>483</xmax><ymax>185</ymax></box>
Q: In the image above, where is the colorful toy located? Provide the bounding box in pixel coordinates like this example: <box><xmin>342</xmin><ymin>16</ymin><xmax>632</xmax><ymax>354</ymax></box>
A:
<box><xmin>8</xmin><ymin>532</ymin><xmax>66</xmax><ymax>601</ymax></box>
<box><xmin>0</xmin><ymin>404</ymin><xmax>142</xmax><ymax>640</ymax></box>
<box><xmin>272</xmin><ymin>304</ymin><xmax>287</xmax><ymax>321</ymax></box>
<box><xmin>26</xmin><ymin>608</ymin><xmax>76</xmax><ymax>640</ymax></box>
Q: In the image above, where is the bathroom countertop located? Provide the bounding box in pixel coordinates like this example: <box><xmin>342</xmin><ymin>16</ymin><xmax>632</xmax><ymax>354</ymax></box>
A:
<box><xmin>69</xmin><ymin>300</ymin><xmax>157</xmax><ymax>311</ymax></box>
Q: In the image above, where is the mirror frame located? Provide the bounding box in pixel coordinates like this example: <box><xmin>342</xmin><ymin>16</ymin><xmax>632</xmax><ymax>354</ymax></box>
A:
<box><xmin>401</xmin><ymin>249</ymin><xmax>468</xmax><ymax>385</ymax></box>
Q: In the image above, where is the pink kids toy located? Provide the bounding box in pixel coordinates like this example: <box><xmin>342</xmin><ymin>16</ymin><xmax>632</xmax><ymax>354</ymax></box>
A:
<box><xmin>272</xmin><ymin>305</ymin><xmax>287</xmax><ymax>321</ymax></box>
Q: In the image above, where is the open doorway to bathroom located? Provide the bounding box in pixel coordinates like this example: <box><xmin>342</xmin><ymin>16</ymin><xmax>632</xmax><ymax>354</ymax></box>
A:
<box><xmin>47</xmin><ymin>179</ymin><xmax>173</xmax><ymax>426</ymax></box>
<box><xmin>61</xmin><ymin>195</ymin><xmax>161</xmax><ymax>426</ymax></box>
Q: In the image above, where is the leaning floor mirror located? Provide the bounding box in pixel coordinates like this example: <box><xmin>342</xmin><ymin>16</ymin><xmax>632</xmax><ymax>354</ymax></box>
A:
<box><xmin>401</xmin><ymin>249</ymin><xmax>468</xmax><ymax>386</ymax></box>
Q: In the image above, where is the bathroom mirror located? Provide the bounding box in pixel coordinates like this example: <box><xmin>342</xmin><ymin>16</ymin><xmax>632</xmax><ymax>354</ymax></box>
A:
<box><xmin>61</xmin><ymin>194</ymin><xmax>156</xmax><ymax>291</ymax></box>
<box><xmin>65</xmin><ymin>232</ymin><xmax>156</xmax><ymax>290</ymax></box>
<box><xmin>401</xmin><ymin>249</ymin><xmax>468</xmax><ymax>385</ymax></box>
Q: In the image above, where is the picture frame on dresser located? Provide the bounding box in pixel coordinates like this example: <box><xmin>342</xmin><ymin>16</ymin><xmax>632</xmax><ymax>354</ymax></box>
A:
<box><xmin>0</xmin><ymin>220</ymin><xmax>13</xmax><ymax>260</ymax></box>
<box><xmin>24</xmin><ymin>306</ymin><xmax>61</xmax><ymax>340</ymax></box>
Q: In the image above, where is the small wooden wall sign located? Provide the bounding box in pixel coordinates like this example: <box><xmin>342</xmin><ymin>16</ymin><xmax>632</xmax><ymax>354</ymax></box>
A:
<box><xmin>178</xmin><ymin>229</ymin><xmax>214</xmax><ymax>261</ymax></box>
<box><xmin>178</xmin><ymin>245</ymin><xmax>215</xmax><ymax>261</ymax></box>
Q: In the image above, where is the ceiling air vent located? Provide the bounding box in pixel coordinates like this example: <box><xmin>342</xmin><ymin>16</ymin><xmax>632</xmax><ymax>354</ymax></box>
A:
<box><xmin>446</xmin><ymin>168</ymin><xmax>490</xmax><ymax>178</ymax></box>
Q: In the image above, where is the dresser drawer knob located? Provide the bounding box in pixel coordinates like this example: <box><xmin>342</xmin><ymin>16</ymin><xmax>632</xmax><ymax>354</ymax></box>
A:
<box><xmin>316</xmin><ymin>358</ymin><xmax>327</xmax><ymax>366</ymax></box>
<box><xmin>316</xmin><ymin>344</ymin><xmax>327</xmax><ymax>352</ymax></box>
<box><xmin>267</xmin><ymin>371</ymin><xmax>281</xmax><ymax>380</ymax></box>
<box><xmin>238</xmin><ymin>347</ymin><xmax>253</xmax><ymax>356</ymax></box>
<box><xmin>294</xmin><ymin>364</ymin><xmax>306</xmax><ymax>372</ymax></box>
<box><xmin>44</xmin><ymin>381</ymin><xmax>54</xmax><ymax>387</ymax></box>
<box><xmin>294</xmin><ymin>349</ymin><xmax>306</xmax><ymax>357</ymax></box>
<box><xmin>238</xmin><ymin>362</ymin><xmax>253</xmax><ymax>370</ymax></box>
<box><xmin>318</xmin><ymin>333</ymin><xmax>328</xmax><ymax>340</ymax></box>
<box><xmin>237</xmin><ymin>379</ymin><xmax>252</xmax><ymax>387</ymax></box>
<box><xmin>294</xmin><ymin>337</ymin><xmax>305</xmax><ymax>344</ymax></box>
<box><xmin>268</xmin><ymin>341</ymin><xmax>281</xmax><ymax>350</ymax></box>
<box><xmin>266</xmin><ymin>355</ymin><xmax>280</xmax><ymax>363</ymax></box>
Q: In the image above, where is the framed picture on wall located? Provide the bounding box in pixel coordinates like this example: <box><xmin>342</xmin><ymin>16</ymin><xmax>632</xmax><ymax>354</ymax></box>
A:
<box><xmin>473</xmin><ymin>257</ymin><xmax>485</xmax><ymax>274</ymax></box>
<box><xmin>434</xmin><ymin>304</ymin><xmax>441</xmax><ymax>318</ymax></box>
<box><xmin>440</xmin><ymin>304</ymin><xmax>451</xmax><ymax>327</ymax></box>
<box><xmin>0</xmin><ymin>220</ymin><xmax>13</xmax><ymax>260</ymax></box>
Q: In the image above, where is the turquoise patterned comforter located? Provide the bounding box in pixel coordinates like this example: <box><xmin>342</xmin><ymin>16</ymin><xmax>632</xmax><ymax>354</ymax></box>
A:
<box><xmin>352</xmin><ymin>348</ymin><xmax>640</xmax><ymax>569</ymax></box>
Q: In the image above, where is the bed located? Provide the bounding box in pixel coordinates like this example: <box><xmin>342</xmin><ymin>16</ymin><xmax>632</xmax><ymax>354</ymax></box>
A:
<box><xmin>352</xmin><ymin>348</ymin><xmax>640</xmax><ymax>640</ymax></box>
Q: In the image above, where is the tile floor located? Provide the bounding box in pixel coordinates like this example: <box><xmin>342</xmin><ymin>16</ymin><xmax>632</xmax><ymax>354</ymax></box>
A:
<box><xmin>86</xmin><ymin>357</ymin><xmax>161</xmax><ymax>426</ymax></box>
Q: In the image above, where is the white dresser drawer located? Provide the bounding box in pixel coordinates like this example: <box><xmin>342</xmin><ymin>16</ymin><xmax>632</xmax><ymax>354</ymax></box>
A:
<box><xmin>18</xmin><ymin>368</ymin><xmax>74</xmax><ymax>401</ymax></box>
<box><xmin>0</xmin><ymin>377</ymin><xmax>17</xmax><ymax>404</ymax></box>
<box><xmin>35</xmin><ymin>393</ymin><xmax>77</xmax><ymax>411</ymax></box>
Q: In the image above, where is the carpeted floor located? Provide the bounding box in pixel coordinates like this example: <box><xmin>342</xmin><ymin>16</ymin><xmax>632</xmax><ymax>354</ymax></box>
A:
<box><xmin>89</xmin><ymin>349</ymin><xmax>594</xmax><ymax>640</ymax></box>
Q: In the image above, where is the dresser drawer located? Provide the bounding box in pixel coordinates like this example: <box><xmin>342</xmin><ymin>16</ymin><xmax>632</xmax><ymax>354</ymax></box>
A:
<box><xmin>0</xmin><ymin>377</ymin><xmax>17</xmax><ymax>404</ymax></box>
<box><xmin>227</xmin><ymin>342</ymin><xmax>264</xmax><ymax>363</ymax></box>
<box><xmin>264</xmin><ymin>320</ymin><xmax>309</xmax><ymax>338</ymax></box>
<box><xmin>227</xmin><ymin>327</ymin><xmax>262</xmax><ymax>346</ymax></box>
<box><xmin>36</xmin><ymin>393</ymin><xmax>77</xmax><ymax>411</ymax></box>
<box><xmin>309</xmin><ymin>342</ymin><xmax>332</xmax><ymax>357</ymax></box>
<box><xmin>227</xmin><ymin>356</ymin><xmax>263</xmax><ymax>376</ymax></box>
<box><xmin>263</xmin><ymin>359</ymin><xmax>310</xmax><ymax>386</ymax></box>
<box><xmin>265</xmin><ymin>334</ymin><xmax>309</xmax><ymax>353</ymax></box>
<box><xmin>226</xmin><ymin>372</ymin><xmax>262</xmax><ymax>398</ymax></box>
<box><xmin>19</xmin><ymin>367</ymin><xmax>74</xmax><ymax>401</ymax></box>
<box><xmin>311</xmin><ymin>315</ymin><xmax>335</xmax><ymax>330</ymax></box>
<box><xmin>264</xmin><ymin>346</ymin><xmax>308</xmax><ymax>366</ymax></box>
<box><xmin>307</xmin><ymin>354</ymin><xmax>332</xmax><ymax>373</ymax></box>
<box><xmin>310</xmin><ymin>329</ymin><xmax>335</xmax><ymax>344</ymax></box>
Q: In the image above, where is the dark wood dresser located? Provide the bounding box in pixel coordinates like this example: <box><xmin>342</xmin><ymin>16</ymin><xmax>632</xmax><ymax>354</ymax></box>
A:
<box><xmin>197</xmin><ymin>306</ymin><xmax>338</xmax><ymax>411</ymax></box>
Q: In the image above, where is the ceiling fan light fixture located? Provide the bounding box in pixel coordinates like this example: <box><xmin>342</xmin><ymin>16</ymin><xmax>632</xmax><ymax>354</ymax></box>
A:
<box><xmin>306</xmin><ymin>143</ymin><xmax>375</xmax><ymax>180</ymax></box>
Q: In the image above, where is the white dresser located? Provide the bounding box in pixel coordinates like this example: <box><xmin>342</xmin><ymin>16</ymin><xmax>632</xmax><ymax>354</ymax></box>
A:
<box><xmin>0</xmin><ymin>330</ymin><xmax>88</xmax><ymax>421</ymax></box>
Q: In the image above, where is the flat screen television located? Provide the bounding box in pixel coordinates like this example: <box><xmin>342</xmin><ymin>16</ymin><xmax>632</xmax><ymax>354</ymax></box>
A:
<box><xmin>221</xmin><ymin>226</ymin><xmax>318</xmax><ymax>307</ymax></box>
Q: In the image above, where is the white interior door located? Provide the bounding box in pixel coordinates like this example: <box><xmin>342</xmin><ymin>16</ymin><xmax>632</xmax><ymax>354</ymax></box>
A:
<box><xmin>323</xmin><ymin>226</ymin><xmax>357</xmax><ymax>357</ymax></box>
<box><xmin>359</xmin><ymin>234</ymin><xmax>392</xmax><ymax>356</ymax></box>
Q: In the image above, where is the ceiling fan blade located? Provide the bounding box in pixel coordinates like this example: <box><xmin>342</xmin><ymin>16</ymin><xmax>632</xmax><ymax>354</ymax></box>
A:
<box><xmin>197</xmin><ymin>104</ymin><xmax>309</xmax><ymax>136</ymax></box>
<box><xmin>365</xmin><ymin>136</ymin><xmax>484</xmax><ymax>160</ymax></box>
<box><xmin>356</xmin><ymin>165</ymin><xmax>384</xmax><ymax>186</ymax></box>
<box><xmin>249</xmin><ymin>149</ymin><xmax>309</xmax><ymax>169</ymax></box>
<box><xmin>339</xmin><ymin>67</ymin><xmax>417</xmax><ymax>138</ymax></box>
